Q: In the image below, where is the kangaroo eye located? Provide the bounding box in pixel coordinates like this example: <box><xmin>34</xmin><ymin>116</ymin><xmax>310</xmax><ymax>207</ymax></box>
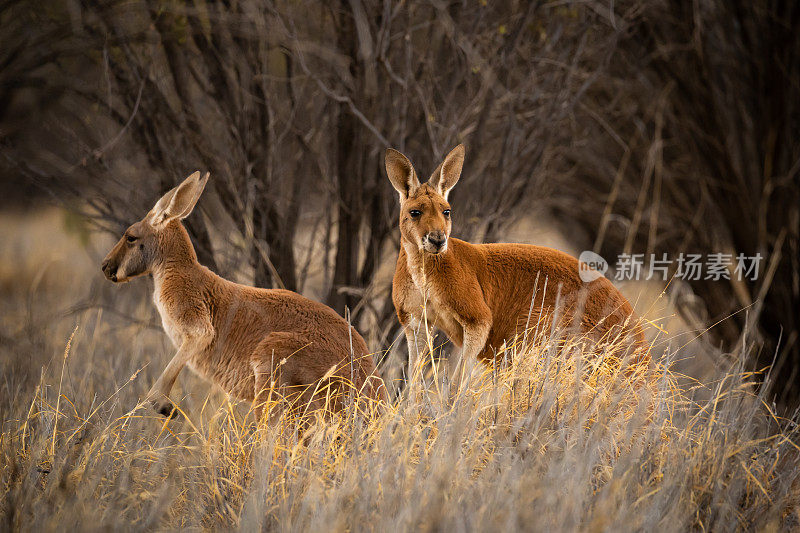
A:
<box><xmin>126</xmin><ymin>235</ymin><xmax>138</xmax><ymax>243</ymax></box>
<box><xmin>409</xmin><ymin>210</ymin><xmax>422</xmax><ymax>218</ymax></box>
<box><xmin>443</xmin><ymin>209</ymin><xmax>451</xmax><ymax>217</ymax></box>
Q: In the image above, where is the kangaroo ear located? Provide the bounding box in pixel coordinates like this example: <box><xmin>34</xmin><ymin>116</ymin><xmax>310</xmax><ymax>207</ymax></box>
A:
<box><xmin>429</xmin><ymin>144</ymin><xmax>464</xmax><ymax>200</ymax></box>
<box><xmin>385</xmin><ymin>148</ymin><xmax>420</xmax><ymax>201</ymax></box>
<box><xmin>149</xmin><ymin>171</ymin><xmax>210</xmax><ymax>227</ymax></box>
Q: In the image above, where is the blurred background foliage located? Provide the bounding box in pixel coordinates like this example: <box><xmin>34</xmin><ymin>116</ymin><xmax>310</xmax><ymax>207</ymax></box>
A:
<box><xmin>1</xmin><ymin>0</ymin><xmax>798</xmax><ymax>403</ymax></box>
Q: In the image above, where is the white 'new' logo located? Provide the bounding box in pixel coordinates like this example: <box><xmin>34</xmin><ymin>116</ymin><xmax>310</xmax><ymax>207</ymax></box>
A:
<box><xmin>578</xmin><ymin>250</ymin><xmax>608</xmax><ymax>283</ymax></box>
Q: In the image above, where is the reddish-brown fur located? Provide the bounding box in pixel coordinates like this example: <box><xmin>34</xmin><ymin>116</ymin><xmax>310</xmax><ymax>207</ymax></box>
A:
<box><xmin>102</xmin><ymin>172</ymin><xmax>386</xmax><ymax>421</ymax></box>
<box><xmin>386</xmin><ymin>146</ymin><xmax>645</xmax><ymax>381</ymax></box>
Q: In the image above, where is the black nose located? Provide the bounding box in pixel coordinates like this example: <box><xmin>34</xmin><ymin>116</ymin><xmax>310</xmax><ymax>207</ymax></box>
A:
<box><xmin>428</xmin><ymin>235</ymin><xmax>446</xmax><ymax>249</ymax></box>
<box><xmin>101</xmin><ymin>260</ymin><xmax>117</xmax><ymax>281</ymax></box>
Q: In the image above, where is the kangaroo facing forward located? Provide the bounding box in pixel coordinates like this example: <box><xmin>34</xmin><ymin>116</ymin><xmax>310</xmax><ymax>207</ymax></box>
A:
<box><xmin>102</xmin><ymin>172</ymin><xmax>386</xmax><ymax>421</ymax></box>
<box><xmin>386</xmin><ymin>145</ymin><xmax>646</xmax><ymax>382</ymax></box>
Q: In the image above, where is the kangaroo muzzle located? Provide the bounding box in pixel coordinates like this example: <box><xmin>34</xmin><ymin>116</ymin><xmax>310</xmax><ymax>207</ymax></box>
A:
<box><xmin>423</xmin><ymin>231</ymin><xmax>448</xmax><ymax>254</ymax></box>
<box><xmin>101</xmin><ymin>259</ymin><xmax>119</xmax><ymax>282</ymax></box>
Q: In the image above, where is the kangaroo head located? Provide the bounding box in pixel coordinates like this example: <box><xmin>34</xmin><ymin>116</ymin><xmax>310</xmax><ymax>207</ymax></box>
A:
<box><xmin>385</xmin><ymin>144</ymin><xmax>464</xmax><ymax>255</ymax></box>
<box><xmin>101</xmin><ymin>171</ymin><xmax>209</xmax><ymax>283</ymax></box>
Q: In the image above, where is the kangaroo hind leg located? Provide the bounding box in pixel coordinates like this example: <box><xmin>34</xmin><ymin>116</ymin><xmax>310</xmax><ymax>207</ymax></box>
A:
<box><xmin>250</xmin><ymin>332</ymin><xmax>310</xmax><ymax>426</ymax></box>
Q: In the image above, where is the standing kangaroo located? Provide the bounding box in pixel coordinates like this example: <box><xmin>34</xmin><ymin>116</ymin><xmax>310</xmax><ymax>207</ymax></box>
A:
<box><xmin>385</xmin><ymin>145</ymin><xmax>646</xmax><ymax>383</ymax></box>
<box><xmin>101</xmin><ymin>171</ymin><xmax>386</xmax><ymax>421</ymax></box>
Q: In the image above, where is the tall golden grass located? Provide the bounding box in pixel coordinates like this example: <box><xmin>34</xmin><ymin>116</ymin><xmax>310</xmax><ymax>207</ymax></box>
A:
<box><xmin>1</xmin><ymin>317</ymin><xmax>798</xmax><ymax>531</ymax></box>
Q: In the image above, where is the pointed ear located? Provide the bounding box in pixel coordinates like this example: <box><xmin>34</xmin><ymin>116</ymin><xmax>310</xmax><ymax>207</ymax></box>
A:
<box><xmin>428</xmin><ymin>144</ymin><xmax>465</xmax><ymax>200</ymax></box>
<box><xmin>385</xmin><ymin>148</ymin><xmax>420</xmax><ymax>201</ymax></box>
<box><xmin>148</xmin><ymin>171</ymin><xmax>210</xmax><ymax>227</ymax></box>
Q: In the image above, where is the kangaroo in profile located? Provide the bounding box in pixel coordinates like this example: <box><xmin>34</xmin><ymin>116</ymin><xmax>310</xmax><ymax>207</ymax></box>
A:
<box><xmin>385</xmin><ymin>145</ymin><xmax>646</xmax><ymax>383</ymax></box>
<box><xmin>101</xmin><ymin>171</ymin><xmax>387</xmax><ymax>421</ymax></box>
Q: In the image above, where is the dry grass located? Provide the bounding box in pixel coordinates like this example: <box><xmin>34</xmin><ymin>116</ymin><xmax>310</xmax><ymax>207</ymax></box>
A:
<box><xmin>1</xmin><ymin>213</ymin><xmax>799</xmax><ymax>531</ymax></box>
<box><xmin>2</xmin><ymin>320</ymin><xmax>799</xmax><ymax>531</ymax></box>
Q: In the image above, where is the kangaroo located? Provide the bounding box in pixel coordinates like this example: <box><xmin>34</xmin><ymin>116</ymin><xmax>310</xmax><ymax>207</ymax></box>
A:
<box><xmin>101</xmin><ymin>171</ymin><xmax>387</xmax><ymax>421</ymax></box>
<box><xmin>385</xmin><ymin>145</ymin><xmax>646</xmax><ymax>383</ymax></box>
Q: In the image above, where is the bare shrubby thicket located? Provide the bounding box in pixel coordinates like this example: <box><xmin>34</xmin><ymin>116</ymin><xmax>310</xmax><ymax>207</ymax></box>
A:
<box><xmin>554</xmin><ymin>0</ymin><xmax>800</xmax><ymax>401</ymax></box>
<box><xmin>4</xmin><ymin>0</ymin><xmax>795</xmax><ymax>401</ymax></box>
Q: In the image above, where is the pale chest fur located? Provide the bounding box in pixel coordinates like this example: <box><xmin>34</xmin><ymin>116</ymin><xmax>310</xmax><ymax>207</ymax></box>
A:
<box><xmin>153</xmin><ymin>277</ymin><xmax>183</xmax><ymax>348</ymax></box>
<box><xmin>403</xmin><ymin>252</ymin><xmax>463</xmax><ymax>343</ymax></box>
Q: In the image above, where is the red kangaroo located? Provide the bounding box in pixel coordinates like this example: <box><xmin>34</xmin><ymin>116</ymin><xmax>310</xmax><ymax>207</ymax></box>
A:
<box><xmin>385</xmin><ymin>145</ymin><xmax>646</xmax><ymax>384</ymax></box>
<box><xmin>101</xmin><ymin>172</ymin><xmax>387</xmax><ymax>421</ymax></box>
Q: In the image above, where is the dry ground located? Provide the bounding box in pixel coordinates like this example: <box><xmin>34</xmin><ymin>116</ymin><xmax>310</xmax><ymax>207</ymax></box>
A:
<box><xmin>1</xmin><ymin>209</ymin><xmax>799</xmax><ymax>531</ymax></box>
